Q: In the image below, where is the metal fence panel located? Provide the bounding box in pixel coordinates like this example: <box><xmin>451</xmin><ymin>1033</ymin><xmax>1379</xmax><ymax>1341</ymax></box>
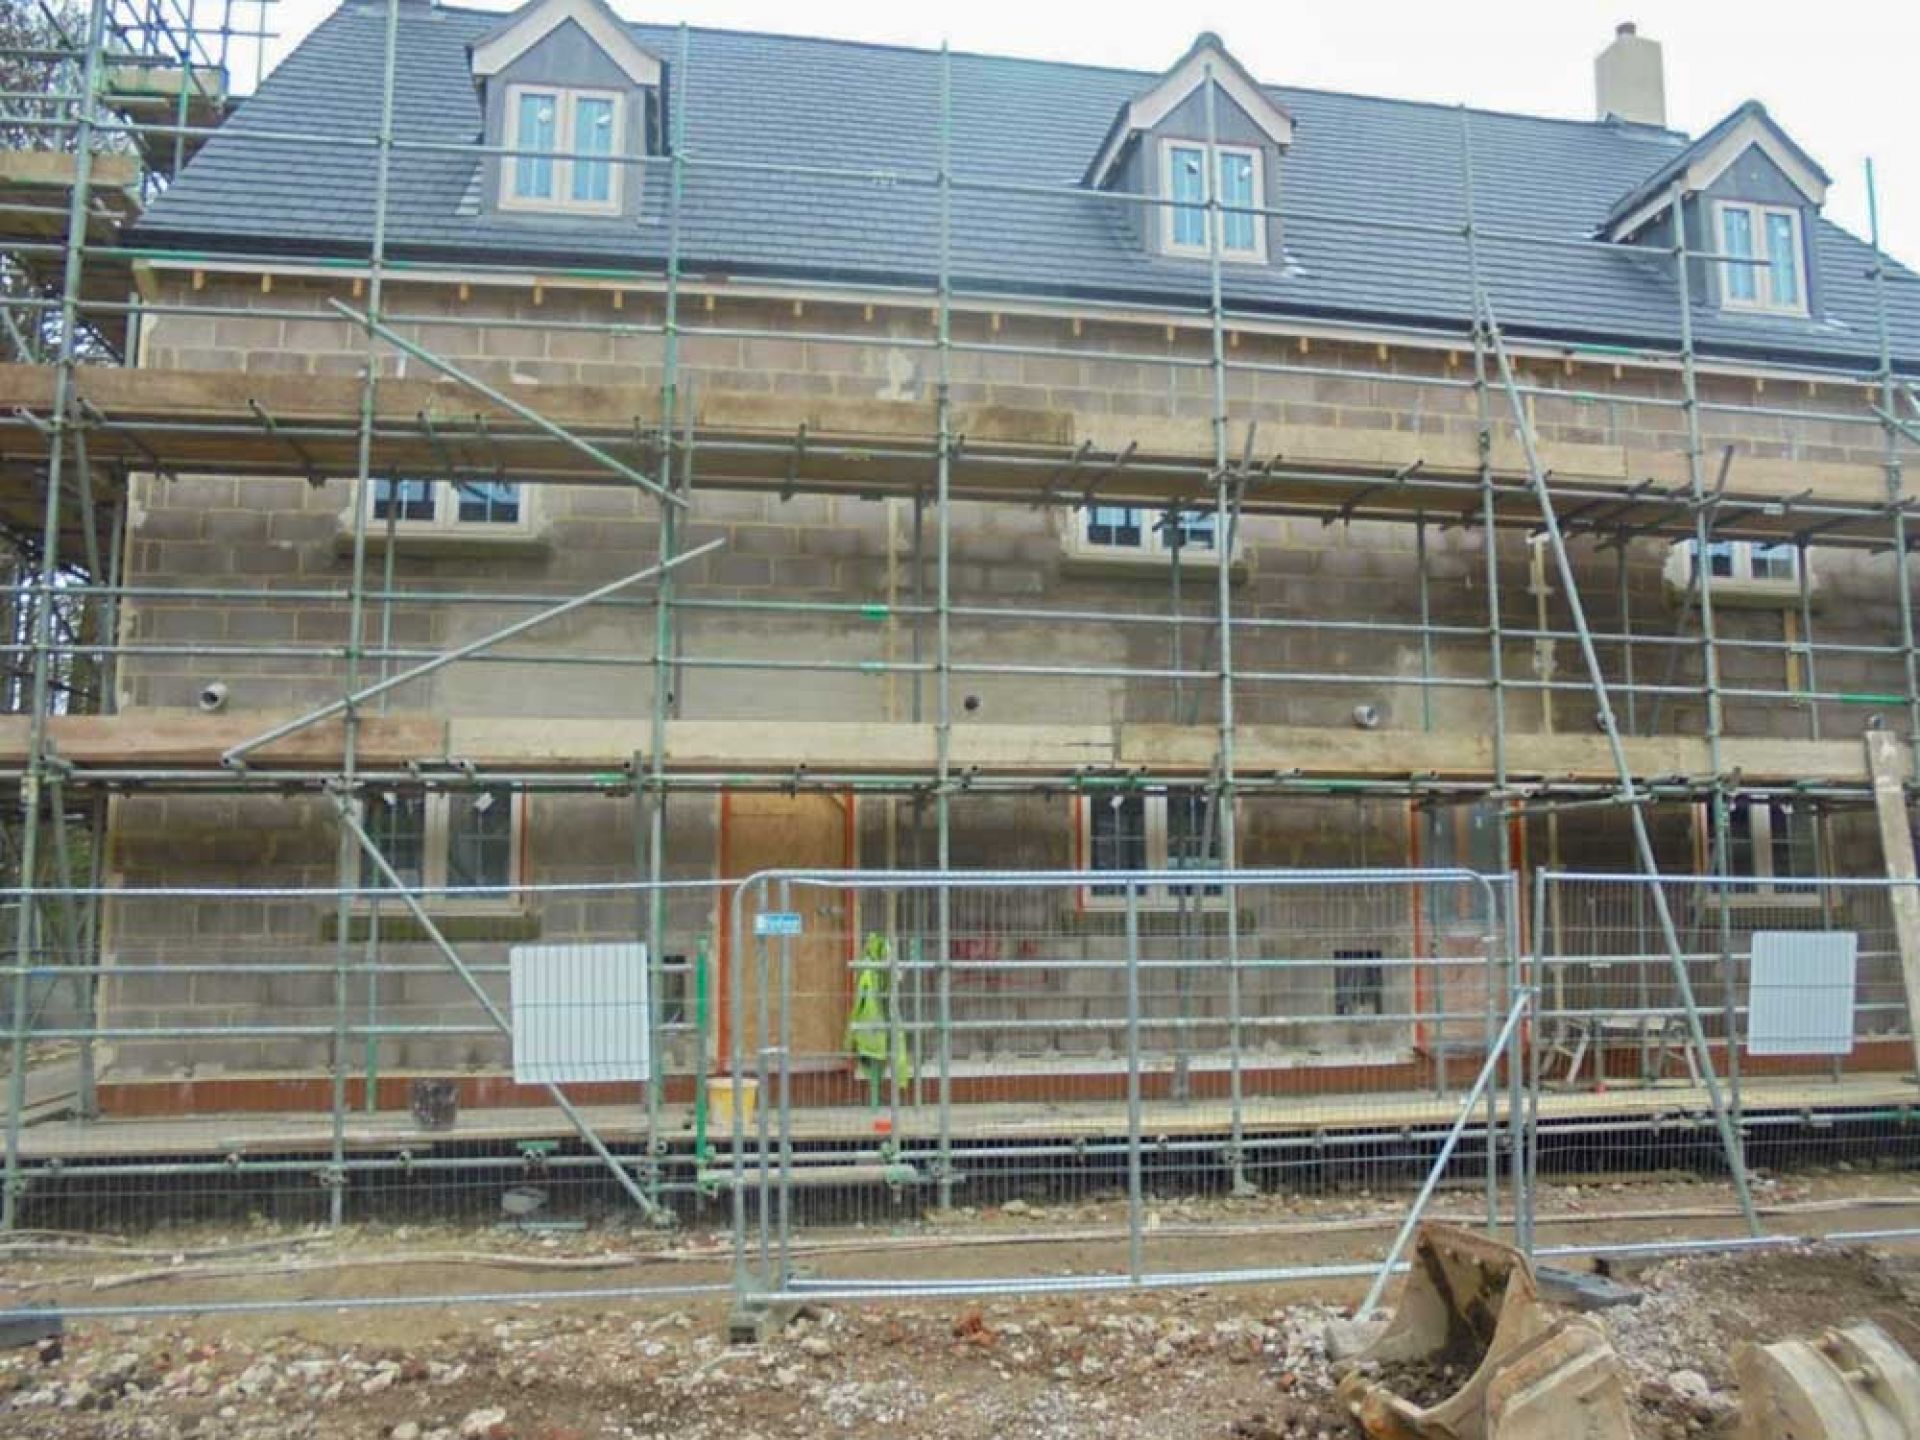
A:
<box><xmin>1527</xmin><ymin>871</ymin><xmax>1918</xmax><ymax>1248</ymax></box>
<box><xmin>7</xmin><ymin>865</ymin><xmax>1912</xmax><ymax>1320</ymax></box>
<box><xmin>1</xmin><ymin>879</ymin><xmax>727</xmax><ymax>1244</ymax></box>
<box><xmin>724</xmin><ymin>867</ymin><xmax>1520</xmax><ymax>1300</ymax></box>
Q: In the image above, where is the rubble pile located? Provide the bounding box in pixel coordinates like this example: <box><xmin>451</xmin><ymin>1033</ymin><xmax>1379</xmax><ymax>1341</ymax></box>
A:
<box><xmin>0</xmin><ymin>1289</ymin><xmax>1365</xmax><ymax>1440</ymax></box>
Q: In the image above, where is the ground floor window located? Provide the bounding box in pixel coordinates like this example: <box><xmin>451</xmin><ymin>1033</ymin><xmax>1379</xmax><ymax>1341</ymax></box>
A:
<box><xmin>1081</xmin><ymin>789</ymin><xmax>1223</xmax><ymax>905</ymax></box>
<box><xmin>360</xmin><ymin>786</ymin><xmax>523</xmax><ymax>895</ymax></box>
<box><xmin>1334</xmin><ymin>949</ymin><xmax>1386</xmax><ymax>1017</ymax></box>
<box><xmin>1723</xmin><ymin>797</ymin><xmax>1816</xmax><ymax>886</ymax></box>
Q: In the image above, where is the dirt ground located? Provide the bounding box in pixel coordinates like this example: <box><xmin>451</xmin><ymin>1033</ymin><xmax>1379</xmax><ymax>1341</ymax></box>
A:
<box><xmin>0</xmin><ymin>1170</ymin><xmax>1914</xmax><ymax>1439</ymax></box>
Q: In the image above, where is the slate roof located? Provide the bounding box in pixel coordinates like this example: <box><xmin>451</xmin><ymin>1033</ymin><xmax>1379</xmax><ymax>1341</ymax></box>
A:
<box><xmin>132</xmin><ymin>0</ymin><xmax>1920</xmax><ymax>372</ymax></box>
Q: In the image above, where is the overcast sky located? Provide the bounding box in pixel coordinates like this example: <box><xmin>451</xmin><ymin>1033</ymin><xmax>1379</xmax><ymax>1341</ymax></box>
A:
<box><xmin>250</xmin><ymin>0</ymin><xmax>1920</xmax><ymax>265</ymax></box>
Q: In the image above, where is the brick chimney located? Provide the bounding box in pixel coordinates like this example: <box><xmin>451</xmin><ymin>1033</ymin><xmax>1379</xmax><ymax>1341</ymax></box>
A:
<box><xmin>1594</xmin><ymin>22</ymin><xmax>1666</xmax><ymax>127</ymax></box>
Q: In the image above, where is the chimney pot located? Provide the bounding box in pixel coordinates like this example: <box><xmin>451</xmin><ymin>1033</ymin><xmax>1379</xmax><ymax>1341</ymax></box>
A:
<box><xmin>1595</xmin><ymin>21</ymin><xmax>1666</xmax><ymax>127</ymax></box>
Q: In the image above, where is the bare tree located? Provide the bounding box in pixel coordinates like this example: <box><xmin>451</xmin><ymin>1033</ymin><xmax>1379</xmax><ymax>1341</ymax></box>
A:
<box><xmin>0</xmin><ymin>0</ymin><xmax>88</xmax><ymax>153</ymax></box>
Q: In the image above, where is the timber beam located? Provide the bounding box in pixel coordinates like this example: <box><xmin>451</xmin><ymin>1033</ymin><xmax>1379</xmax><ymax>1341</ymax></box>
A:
<box><xmin>0</xmin><ymin>364</ymin><xmax>1903</xmax><ymax>544</ymax></box>
<box><xmin>0</xmin><ymin>710</ymin><xmax>1902</xmax><ymax>788</ymax></box>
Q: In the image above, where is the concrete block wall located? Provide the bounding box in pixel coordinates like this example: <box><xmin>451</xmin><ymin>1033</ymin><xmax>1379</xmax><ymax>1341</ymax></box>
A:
<box><xmin>90</xmin><ymin>272</ymin><xmax>1918</xmax><ymax>1081</ymax></box>
<box><xmin>124</xmin><ymin>273</ymin><xmax>1912</xmax><ymax>738</ymax></box>
<box><xmin>835</xmin><ymin>794</ymin><xmax>1427</xmax><ymax>1064</ymax></box>
<box><xmin>102</xmin><ymin>786</ymin><xmax>724</xmax><ymax>1080</ymax></box>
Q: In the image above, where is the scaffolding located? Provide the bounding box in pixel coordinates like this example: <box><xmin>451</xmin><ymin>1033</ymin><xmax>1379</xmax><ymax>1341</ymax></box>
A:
<box><xmin>0</xmin><ymin>0</ymin><xmax>1913</xmax><ymax>1237</ymax></box>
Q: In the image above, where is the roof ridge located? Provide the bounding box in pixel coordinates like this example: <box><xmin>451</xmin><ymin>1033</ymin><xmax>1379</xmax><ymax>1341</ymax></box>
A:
<box><xmin>405</xmin><ymin>1</ymin><xmax>1691</xmax><ymax>142</ymax></box>
<box><xmin>1271</xmin><ymin>81</ymin><xmax>1686</xmax><ymax>138</ymax></box>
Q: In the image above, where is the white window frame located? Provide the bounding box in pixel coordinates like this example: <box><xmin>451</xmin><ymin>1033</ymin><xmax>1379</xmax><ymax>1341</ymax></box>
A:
<box><xmin>1664</xmin><ymin>538</ymin><xmax>1810</xmax><ymax>604</ymax></box>
<box><xmin>1712</xmin><ymin>199</ymin><xmax>1808</xmax><ymax>317</ymax></box>
<box><xmin>359</xmin><ymin>789</ymin><xmax>526</xmax><ymax>907</ymax></box>
<box><xmin>1078</xmin><ymin>791</ymin><xmax>1228</xmax><ymax>910</ymax></box>
<box><xmin>1159</xmin><ymin>138</ymin><xmax>1267</xmax><ymax>263</ymax></box>
<box><xmin>364</xmin><ymin>477</ymin><xmax>536</xmax><ymax>537</ymax></box>
<box><xmin>1718</xmin><ymin>796</ymin><xmax>1818</xmax><ymax>898</ymax></box>
<box><xmin>500</xmin><ymin>84</ymin><xmax>625</xmax><ymax>216</ymax></box>
<box><xmin>1063</xmin><ymin>503</ymin><xmax>1234</xmax><ymax>568</ymax></box>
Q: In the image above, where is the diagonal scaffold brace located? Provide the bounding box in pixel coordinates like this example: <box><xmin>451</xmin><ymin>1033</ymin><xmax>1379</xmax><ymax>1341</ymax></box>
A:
<box><xmin>222</xmin><ymin>537</ymin><xmax>725</xmax><ymax>767</ymax></box>
<box><xmin>328</xmin><ymin>297</ymin><xmax>687</xmax><ymax>511</ymax></box>
<box><xmin>1476</xmin><ymin>287</ymin><xmax>1761</xmax><ymax>1239</ymax></box>
<box><xmin>337</xmin><ymin>799</ymin><xmax>673</xmax><ymax>1227</ymax></box>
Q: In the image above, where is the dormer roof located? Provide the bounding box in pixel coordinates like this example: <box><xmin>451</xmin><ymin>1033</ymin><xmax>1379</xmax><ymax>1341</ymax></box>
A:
<box><xmin>469</xmin><ymin>0</ymin><xmax>661</xmax><ymax>87</ymax></box>
<box><xmin>1084</xmin><ymin>32</ymin><xmax>1293</xmax><ymax>189</ymax></box>
<box><xmin>1602</xmin><ymin>100</ymin><xmax>1829</xmax><ymax>241</ymax></box>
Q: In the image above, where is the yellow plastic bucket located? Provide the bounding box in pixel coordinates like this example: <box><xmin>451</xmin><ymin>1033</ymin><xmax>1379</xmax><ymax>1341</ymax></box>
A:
<box><xmin>708</xmin><ymin>1076</ymin><xmax>759</xmax><ymax>1128</ymax></box>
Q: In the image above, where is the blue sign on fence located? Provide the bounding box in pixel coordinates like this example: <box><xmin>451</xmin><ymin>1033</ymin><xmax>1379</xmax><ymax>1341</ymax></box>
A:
<box><xmin>753</xmin><ymin>911</ymin><xmax>804</xmax><ymax>937</ymax></box>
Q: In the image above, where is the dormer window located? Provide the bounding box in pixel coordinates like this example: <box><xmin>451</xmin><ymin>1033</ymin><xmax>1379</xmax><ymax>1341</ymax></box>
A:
<box><xmin>1083</xmin><ymin>34</ymin><xmax>1291</xmax><ymax>266</ymax></box>
<box><xmin>1600</xmin><ymin>101</ymin><xmax>1829</xmax><ymax>321</ymax></box>
<box><xmin>1163</xmin><ymin>141</ymin><xmax>1264</xmax><ymax>261</ymax></box>
<box><xmin>504</xmin><ymin>85</ymin><xmax>623</xmax><ymax>213</ymax></box>
<box><xmin>1715</xmin><ymin>200</ymin><xmax>1805</xmax><ymax>315</ymax></box>
<box><xmin>470</xmin><ymin>0</ymin><xmax>661</xmax><ymax>220</ymax></box>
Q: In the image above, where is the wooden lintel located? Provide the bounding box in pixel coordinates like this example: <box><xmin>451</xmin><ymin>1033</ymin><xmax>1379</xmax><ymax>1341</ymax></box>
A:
<box><xmin>0</xmin><ymin>712</ymin><xmax>1899</xmax><ymax>788</ymax></box>
<box><xmin>0</xmin><ymin>362</ymin><xmax>1897</xmax><ymax>539</ymax></box>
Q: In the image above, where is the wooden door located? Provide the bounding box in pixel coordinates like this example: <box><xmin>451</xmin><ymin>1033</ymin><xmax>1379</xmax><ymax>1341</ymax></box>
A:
<box><xmin>720</xmin><ymin>791</ymin><xmax>853</xmax><ymax>1072</ymax></box>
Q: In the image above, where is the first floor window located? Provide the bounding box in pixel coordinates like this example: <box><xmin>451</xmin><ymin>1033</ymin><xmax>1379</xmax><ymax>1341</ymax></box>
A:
<box><xmin>361</xmin><ymin>787</ymin><xmax>522</xmax><ymax>896</ymax></box>
<box><xmin>373</xmin><ymin>478</ymin><xmax>435</xmax><ymax>523</ymax></box>
<box><xmin>1082</xmin><ymin>790</ymin><xmax>1223</xmax><ymax>905</ymax></box>
<box><xmin>454</xmin><ymin>479</ymin><xmax>522</xmax><ymax>525</ymax></box>
<box><xmin>1087</xmin><ymin>505</ymin><xmax>1144</xmax><ymax>549</ymax></box>
<box><xmin>504</xmin><ymin>85</ymin><xmax>625</xmax><ymax>213</ymax></box>
<box><xmin>1748</xmin><ymin>541</ymin><xmax>1797</xmax><ymax>581</ymax></box>
<box><xmin>1171</xmin><ymin>508</ymin><xmax>1216</xmax><ymax>551</ymax></box>
<box><xmin>1717</xmin><ymin>200</ymin><xmax>1807</xmax><ymax>315</ymax></box>
<box><xmin>1076</xmin><ymin>504</ymin><xmax>1221</xmax><ymax>560</ymax></box>
<box><xmin>1674</xmin><ymin>537</ymin><xmax>1804</xmax><ymax>593</ymax></box>
<box><xmin>372</xmin><ymin>477</ymin><xmax>526</xmax><ymax>532</ymax></box>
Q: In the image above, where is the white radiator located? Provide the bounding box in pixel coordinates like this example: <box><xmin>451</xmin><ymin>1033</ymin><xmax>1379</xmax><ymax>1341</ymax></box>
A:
<box><xmin>1746</xmin><ymin>929</ymin><xmax>1856</xmax><ymax>1057</ymax></box>
<box><xmin>509</xmin><ymin>942</ymin><xmax>651</xmax><ymax>1084</ymax></box>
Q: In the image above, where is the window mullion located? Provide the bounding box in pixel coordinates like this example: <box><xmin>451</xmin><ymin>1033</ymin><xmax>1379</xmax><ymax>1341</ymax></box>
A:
<box><xmin>1760</xmin><ymin>206</ymin><xmax>1775</xmax><ymax>308</ymax></box>
<box><xmin>507</xmin><ymin>795</ymin><xmax>523</xmax><ymax>890</ymax></box>
<box><xmin>1147</xmin><ymin>795</ymin><xmax>1169</xmax><ymax>898</ymax></box>
<box><xmin>425</xmin><ymin>796</ymin><xmax>450</xmax><ymax>893</ymax></box>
